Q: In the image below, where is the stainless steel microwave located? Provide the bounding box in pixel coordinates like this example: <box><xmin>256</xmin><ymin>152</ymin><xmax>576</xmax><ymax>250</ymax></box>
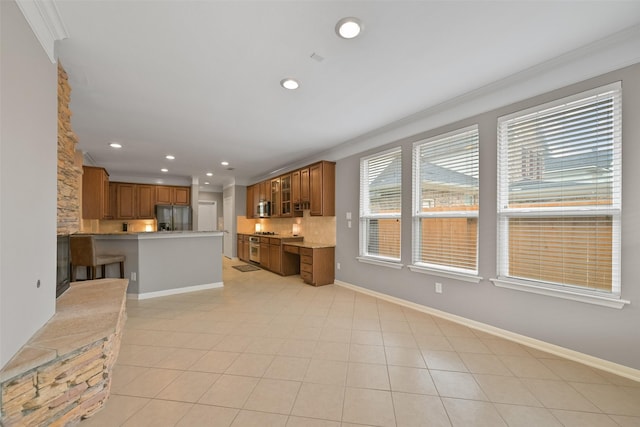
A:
<box><xmin>257</xmin><ymin>201</ymin><xmax>271</xmax><ymax>218</ymax></box>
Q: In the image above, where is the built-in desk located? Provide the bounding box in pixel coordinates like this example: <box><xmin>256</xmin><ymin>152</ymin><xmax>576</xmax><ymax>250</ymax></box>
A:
<box><xmin>283</xmin><ymin>242</ymin><xmax>335</xmax><ymax>286</ymax></box>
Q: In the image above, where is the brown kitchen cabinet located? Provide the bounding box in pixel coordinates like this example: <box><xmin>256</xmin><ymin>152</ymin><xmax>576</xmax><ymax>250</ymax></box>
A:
<box><xmin>280</xmin><ymin>174</ymin><xmax>292</xmax><ymax>217</ymax></box>
<box><xmin>270</xmin><ymin>178</ymin><xmax>280</xmax><ymax>217</ymax></box>
<box><xmin>137</xmin><ymin>184</ymin><xmax>155</xmax><ymax>218</ymax></box>
<box><xmin>246</xmin><ymin>184</ymin><xmax>256</xmax><ymax>219</ymax></box>
<box><xmin>310</xmin><ymin>161</ymin><xmax>335</xmax><ymax>216</ymax></box>
<box><xmin>82</xmin><ymin>166</ymin><xmax>111</xmax><ymax>219</ymax></box>
<box><xmin>260</xmin><ymin>237</ymin><xmax>271</xmax><ymax>269</ymax></box>
<box><xmin>299</xmin><ymin>246</ymin><xmax>335</xmax><ymax>286</ymax></box>
<box><xmin>156</xmin><ymin>185</ymin><xmax>191</xmax><ymax>206</ymax></box>
<box><xmin>237</xmin><ymin>234</ymin><xmax>250</xmax><ymax>261</ymax></box>
<box><xmin>115</xmin><ymin>183</ymin><xmax>136</xmax><ymax>219</ymax></box>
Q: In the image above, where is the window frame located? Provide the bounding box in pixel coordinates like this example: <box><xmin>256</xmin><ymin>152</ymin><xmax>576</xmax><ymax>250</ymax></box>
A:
<box><xmin>493</xmin><ymin>82</ymin><xmax>628</xmax><ymax>308</ymax></box>
<box><xmin>358</xmin><ymin>146</ymin><xmax>403</xmax><ymax>267</ymax></box>
<box><xmin>410</xmin><ymin>125</ymin><xmax>481</xmax><ymax>282</ymax></box>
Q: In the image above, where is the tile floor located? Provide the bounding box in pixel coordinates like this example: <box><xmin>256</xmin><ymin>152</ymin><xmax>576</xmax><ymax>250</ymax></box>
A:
<box><xmin>81</xmin><ymin>258</ymin><xmax>640</xmax><ymax>427</ymax></box>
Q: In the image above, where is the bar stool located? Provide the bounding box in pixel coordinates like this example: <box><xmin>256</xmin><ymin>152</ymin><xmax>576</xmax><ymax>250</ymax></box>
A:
<box><xmin>70</xmin><ymin>235</ymin><xmax>125</xmax><ymax>281</ymax></box>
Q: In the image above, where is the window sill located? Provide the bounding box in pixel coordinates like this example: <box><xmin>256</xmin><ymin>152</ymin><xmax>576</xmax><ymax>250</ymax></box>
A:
<box><xmin>408</xmin><ymin>265</ymin><xmax>482</xmax><ymax>283</ymax></box>
<box><xmin>490</xmin><ymin>277</ymin><xmax>630</xmax><ymax>309</ymax></box>
<box><xmin>356</xmin><ymin>257</ymin><xmax>404</xmax><ymax>270</ymax></box>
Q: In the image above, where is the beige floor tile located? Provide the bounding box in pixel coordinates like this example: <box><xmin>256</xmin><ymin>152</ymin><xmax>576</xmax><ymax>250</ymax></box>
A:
<box><xmin>346</xmin><ymin>362</ymin><xmax>390</xmax><ymax>390</ymax></box>
<box><xmin>342</xmin><ymin>387</ymin><xmax>396</xmax><ymax>427</ymax></box>
<box><xmin>229</xmin><ymin>410</ymin><xmax>288</xmax><ymax>427</ymax></box>
<box><xmin>521</xmin><ymin>378</ymin><xmax>600</xmax><ymax>412</ymax></box>
<box><xmin>109</xmin><ymin>364</ymin><xmax>148</xmax><ymax>395</ymax></box>
<box><xmin>480</xmin><ymin>338</ymin><xmax>531</xmax><ymax>356</ymax></box>
<box><xmin>79</xmin><ymin>395</ymin><xmax>149</xmax><ymax>427</ymax></box>
<box><xmin>431</xmin><ymin>370</ymin><xmax>487</xmax><ymax>400</ymax></box>
<box><xmin>349</xmin><ymin>343</ymin><xmax>386</xmax><ymax>365</ymax></box>
<box><xmin>441</xmin><ymin>398</ymin><xmax>507</xmax><ymax>427</ymax></box>
<box><xmin>416</xmin><ymin>334</ymin><xmax>453</xmax><ymax>351</ymax></box>
<box><xmin>155</xmin><ymin>371</ymin><xmax>220</xmax><ymax>402</ymax></box>
<box><xmin>388</xmin><ymin>365</ymin><xmax>438</xmax><ymax>395</ymax></box>
<box><xmin>570</xmin><ymin>382</ymin><xmax>640</xmax><ymax>416</ymax></box>
<box><xmin>285</xmin><ymin>416</ymin><xmax>340</xmax><ymax>427</ymax></box>
<box><xmin>189</xmin><ymin>350</ymin><xmax>240</xmax><ymax>373</ymax></box>
<box><xmin>474</xmin><ymin>374</ymin><xmax>541</xmax><ymax>406</ymax></box>
<box><xmin>385</xmin><ymin>346</ymin><xmax>426</xmax><ymax>368</ymax></box>
<box><xmin>539</xmin><ymin>359</ymin><xmax>609</xmax><ymax>383</ymax></box>
<box><xmin>225</xmin><ymin>353</ymin><xmax>274</xmax><ymax>377</ymax></box>
<box><xmin>121</xmin><ymin>329</ymin><xmax>166</xmax><ymax>346</ymax></box>
<box><xmin>313</xmin><ymin>341</ymin><xmax>350</xmax><ymax>361</ymax></box>
<box><xmin>422</xmin><ymin>350</ymin><xmax>468</xmax><ymax>372</ymax></box>
<box><xmin>351</xmin><ymin>330</ymin><xmax>384</xmax><ymax>346</ymax></box>
<box><xmin>214</xmin><ymin>335</ymin><xmax>255</xmax><ymax>352</ymax></box>
<box><xmin>550</xmin><ymin>409</ymin><xmax>620</xmax><ymax>427</ymax></box>
<box><xmin>304</xmin><ymin>359</ymin><xmax>348</xmax><ymax>385</ymax></box>
<box><xmin>352</xmin><ymin>318</ymin><xmax>381</xmax><ymax>331</ymax></box>
<box><xmin>278</xmin><ymin>339</ymin><xmax>318</xmax><ymax>358</ymax></box>
<box><xmin>121</xmin><ymin>399</ymin><xmax>193</xmax><ymax>427</ymax></box>
<box><xmin>290</xmin><ymin>382</ymin><xmax>345</xmax><ymax>421</ymax></box>
<box><xmin>117</xmin><ymin>344</ymin><xmax>175</xmax><ymax>367</ymax></box>
<box><xmin>175</xmin><ymin>404</ymin><xmax>238</xmax><ymax>427</ymax></box>
<box><xmin>318</xmin><ymin>326</ymin><xmax>352</xmax><ymax>343</ymax></box>
<box><xmin>609</xmin><ymin>414</ymin><xmax>640</xmax><ymax>426</ymax></box>
<box><xmin>500</xmin><ymin>355</ymin><xmax>560</xmax><ymax>379</ymax></box>
<box><xmin>435</xmin><ymin>321</ymin><xmax>477</xmax><ymax>338</ymax></box>
<box><xmin>380</xmin><ymin>319</ymin><xmax>412</xmax><ymax>333</ymax></box>
<box><xmin>153</xmin><ymin>347</ymin><xmax>208</xmax><ymax>370</ymax></box>
<box><xmin>167</xmin><ymin>331</ymin><xmax>226</xmax><ymax>350</ymax></box>
<box><xmin>198</xmin><ymin>374</ymin><xmax>259</xmax><ymax>408</ymax></box>
<box><xmin>244</xmin><ymin>337</ymin><xmax>286</xmax><ymax>355</ymax></box>
<box><xmin>264</xmin><ymin>356</ymin><xmax>310</xmax><ymax>381</ymax></box>
<box><xmin>494</xmin><ymin>403</ymin><xmax>562</xmax><ymax>427</ymax></box>
<box><xmin>382</xmin><ymin>331</ymin><xmax>418</xmax><ymax>348</ymax></box>
<box><xmin>243</xmin><ymin>378</ymin><xmax>301</xmax><ymax>414</ymax></box>
<box><xmin>459</xmin><ymin>352</ymin><xmax>512</xmax><ymax>376</ymax></box>
<box><xmin>392</xmin><ymin>392</ymin><xmax>451</xmax><ymax>427</ymax></box>
<box><xmin>117</xmin><ymin>367</ymin><xmax>182</xmax><ymax>398</ymax></box>
<box><xmin>290</xmin><ymin>326</ymin><xmax>323</xmax><ymax>340</ymax></box>
<box><xmin>323</xmin><ymin>316</ymin><xmax>353</xmax><ymax>329</ymax></box>
<box><xmin>447</xmin><ymin>336</ymin><xmax>492</xmax><ymax>354</ymax></box>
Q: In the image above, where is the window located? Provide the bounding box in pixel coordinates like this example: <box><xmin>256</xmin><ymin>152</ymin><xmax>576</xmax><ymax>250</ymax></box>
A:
<box><xmin>359</xmin><ymin>147</ymin><xmax>402</xmax><ymax>264</ymax></box>
<box><xmin>411</xmin><ymin>126</ymin><xmax>480</xmax><ymax>279</ymax></box>
<box><xmin>496</xmin><ymin>82</ymin><xmax>622</xmax><ymax>302</ymax></box>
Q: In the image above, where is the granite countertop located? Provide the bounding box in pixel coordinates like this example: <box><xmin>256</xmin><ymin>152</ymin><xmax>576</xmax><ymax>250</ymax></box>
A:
<box><xmin>283</xmin><ymin>241</ymin><xmax>335</xmax><ymax>249</ymax></box>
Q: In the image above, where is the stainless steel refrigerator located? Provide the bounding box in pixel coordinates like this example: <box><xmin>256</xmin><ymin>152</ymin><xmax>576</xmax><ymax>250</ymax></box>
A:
<box><xmin>155</xmin><ymin>205</ymin><xmax>192</xmax><ymax>231</ymax></box>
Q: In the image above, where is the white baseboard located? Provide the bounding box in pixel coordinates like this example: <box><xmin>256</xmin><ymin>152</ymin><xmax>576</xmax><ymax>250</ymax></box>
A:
<box><xmin>334</xmin><ymin>279</ymin><xmax>640</xmax><ymax>382</ymax></box>
<box><xmin>128</xmin><ymin>282</ymin><xmax>224</xmax><ymax>300</ymax></box>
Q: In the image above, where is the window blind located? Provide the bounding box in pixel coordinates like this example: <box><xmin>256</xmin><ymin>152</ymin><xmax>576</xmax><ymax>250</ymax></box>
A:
<box><xmin>497</xmin><ymin>82</ymin><xmax>621</xmax><ymax>294</ymax></box>
<box><xmin>360</xmin><ymin>147</ymin><xmax>402</xmax><ymax>261</ymax></box>
<box><xmin>412</xmin><ymin>126</ymin><xmax>479</xmax><ymax>273</ymax></box>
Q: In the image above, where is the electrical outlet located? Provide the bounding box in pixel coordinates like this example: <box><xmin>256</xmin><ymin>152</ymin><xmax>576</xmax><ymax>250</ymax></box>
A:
<box><xmin>131</xmin><ymin>272</ymin><xmax>137</xmax><ymax>281</ymax></box>
<box><xmin>337</xmin><ymin>262</ymin><xmax>341</xmax><ymax>270</ymax></box>
<box><xmin>435</xmin><ymin>282</ymin><xmax>443</xmax><ymax>294</ymax></box>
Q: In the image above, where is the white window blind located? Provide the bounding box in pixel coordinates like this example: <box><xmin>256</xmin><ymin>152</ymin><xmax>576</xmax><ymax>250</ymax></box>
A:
<box><xmin>412</xmin><ymin>126</ymin><xmax>479</xmax><ymax>274</ymax></box>
<box><xmin>497</xmin><ymin>82</ymin><xmax>621</xmax><ymax>294</ymax></box>
<box><xmin>360</xmin><ymin>147</ymin><xmax>402</xmax><ymax>262</ymax></box>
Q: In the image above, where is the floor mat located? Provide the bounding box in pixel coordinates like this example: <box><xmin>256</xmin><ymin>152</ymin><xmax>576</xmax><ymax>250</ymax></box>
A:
<box><xmin>232</xmin><ymin>264</ymin><xmax>261</xmax><ymax>272</ymax></box>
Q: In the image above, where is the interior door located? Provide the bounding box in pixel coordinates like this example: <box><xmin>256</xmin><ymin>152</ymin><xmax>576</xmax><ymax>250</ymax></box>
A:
<box><xmin>197</xmin><ymin>202</ymin><xmax>217</xmax><ymax>231</ymax></box>
<box><xmin>223</xmin><ymin>196</ymin><xmax>233</xmax><ymax>258</ymax></box>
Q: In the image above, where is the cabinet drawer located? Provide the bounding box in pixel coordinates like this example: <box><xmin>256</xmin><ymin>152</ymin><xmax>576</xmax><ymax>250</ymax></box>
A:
<box><xmin>260</xmin><ymin>237</ymin><xmax>270</xmax><ymax>244</ymax></box>
<box><xmin>270</xmin><ymin>238</ymin><xmax>281</xmax><ymax>245</ymax></box>
<box><xmin>300</xmin><ymin>247</ymin><xmax>313</xmax><ymax>257</ymax></box>
<box><xmin>283</xmin><ymin>245</ymin><xmax>299</xmax><ymax>254</ymax></box>
<box><xmin>300</xmin><ymin>263</ymin><xmax>312</xmax><ymax>273</ymax></box>
<box><xmin>301</xmin><ymin>255</ymin><xmax>313</xmax><ymax>265</ymax></box>
<box><xmin>300</xmin><ymin>270</ymin><xmax>312</xmax><ymax>282</ymax></box>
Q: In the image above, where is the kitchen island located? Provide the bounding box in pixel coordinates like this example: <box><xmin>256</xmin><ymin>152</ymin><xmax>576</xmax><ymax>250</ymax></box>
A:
<box><xmin>83</xmin><ymin>231</ymin><xmax>223</xmax><ymax>299</ymax></box>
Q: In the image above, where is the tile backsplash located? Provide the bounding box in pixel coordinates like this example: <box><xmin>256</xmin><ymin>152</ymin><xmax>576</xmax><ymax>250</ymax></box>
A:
<box><xmin>238</xmin><ymin>211</ymin><xmax>336</xmax><ymax>245</ymax></box>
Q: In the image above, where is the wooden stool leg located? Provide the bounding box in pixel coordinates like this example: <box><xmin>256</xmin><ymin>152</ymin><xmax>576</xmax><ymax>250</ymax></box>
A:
<box><xmin>71</xmin><ymin>265</ymin><xmax>76</xmax><ymax>282</ymax></box>
<box><xmin>86</xmin><ymin>266</ymin><xmax>91</xmax><ymax>280</ymax></box>
<box><xmin>119</xmin><ymin>262</ymin><xmax>125</xmax><ymax>279</ymax></box>
<box><xmin>101</xmin><ymin>265</ymin><xmax>106</xmax><ymax>279</ymax></box>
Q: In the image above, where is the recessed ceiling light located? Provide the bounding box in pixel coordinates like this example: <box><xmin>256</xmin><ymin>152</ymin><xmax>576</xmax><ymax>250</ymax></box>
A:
<box><xmin>204</xmin><ymin>181</ymin><xmax>210</xmax><ymax>185</ymax></box>
<box><xmin>335</xmin><ymin>17</ymin><xmax>362</xmax><ymax>39</ymax></box>
<box><xmin>206</xmin><ymin>172</ymin><xmax>213</xmax><ymax>176</ymax></box>
<box><xmin>161</xmin><ymin>168</ymin><xmax>168</xmax><ymax>173</ymax></box>
<box><xmin>109</xmin><ymin>142</ymin><xmax>122</xmax><ymax>149</ymax></box>
<box><xmin>280</xmin><ymin>78</ymin><xmax>299</xmax><ymax>90</ymax></box>
<box><xmin>221</xmin><ymin>161</ymin><xmax>229</xmax><ymax>166</ymax></box>
<box><xmin>165</xmin><ymin>155</ymin><xmax>175</xmax><ymax>160</ymax></box>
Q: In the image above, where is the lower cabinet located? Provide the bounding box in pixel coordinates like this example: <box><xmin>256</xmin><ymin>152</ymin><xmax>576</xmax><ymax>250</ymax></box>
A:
<box><xmin>260</xmin><ymin>238</ymin><xmax>271</xmax><ymax>269</ymax></box>
<box><xmin>299</xmin><ymin>247</ymin><xmax>335</xmax><ymax>286</ymax></box>
<box><xmin>237</xmin><ymin>234</ymin><xmax>250</xmax><ymax>262</ymax></box>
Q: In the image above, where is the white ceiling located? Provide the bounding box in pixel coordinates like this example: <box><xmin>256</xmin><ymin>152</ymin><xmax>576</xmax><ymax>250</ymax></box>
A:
<box><xmin>54</xmin><ymin>1</ymin><xmax>640</xmax><ymax>191</ymax></box>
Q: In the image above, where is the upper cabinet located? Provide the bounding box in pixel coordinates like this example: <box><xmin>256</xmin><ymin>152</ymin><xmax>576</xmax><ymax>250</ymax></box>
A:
<box><xmin>309</xmin><ymin>161</ymin><xmax>335</xmax><ymax>216</ymax></box>
<box><xmin>156</xmin><ymin>185</ymin><xmax>190</xmax><ymax>206</ymax></box>
<box><xmin>245</xmin><ymin>161</ymin><xmax>335</xmax><ymax>218</ymax></box>
<box><xmin>137</xmin><ymin>185</ymin><xmax>155</xmax><ymax>218</ymax></box>
<box><xmin>82</xmin><ymin>166</ymin><xmax>110</xmax><ymax>220</ymax></box>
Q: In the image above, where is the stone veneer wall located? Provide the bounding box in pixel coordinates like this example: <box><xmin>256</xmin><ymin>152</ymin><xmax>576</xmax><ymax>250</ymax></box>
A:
<box><xmin>57</xmin><ymin>62</ymin><xmax>82</xmax><ymax>235</ymax></box>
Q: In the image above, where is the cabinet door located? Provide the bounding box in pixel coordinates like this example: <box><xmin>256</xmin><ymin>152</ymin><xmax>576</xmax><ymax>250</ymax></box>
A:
<box><xmin>137</xmin><ymin>185</ymin><xmax>155</xmax><ymax>218</ymax></box>
<box><xmin>292</xmin><ymin>170</ymin><xmax>301</xmax><ymax>204</ymax></box>
<box><xmin>270</xmin><ymin>178</ymin><xmax>280</xmax><ymax>217</ymax></box>
<box><xmin>260</xmin><ymin>242</ymin><xmax>270</xmax><ymax>268</ymax></box>
<box><xmin>269</xmin><ymin>244</ymin><xmax>281</xmax><ymax>274</ymax></box>
<box><xmin>310</xmin><ymin>161</ymin><xmax>335</xmax><ymax>216</ymax></box>
<box><xmin>156</xmin><ymin>186</ymin><xmax>172</xmax><ymax>205</ymax></box>
<box><xmin>259</xmin><ymin>180</ymin><xmax>269</xmax><ymax>202</ymax></box>
<box><xmin>237</xmin><ymin>236</ymin><xmax>244</xmax><ymax>260</ymax></box>
<box><xmin>246</xmin><ymin>185</ymin><xmax>255</xmax><ymax>219</ymax></box>
<box><xmin>102</xmin><ymin>175</ymin><xmax>112</xmax><ymax>219</ymax></box>
<box><xmin>310</xmin><ymin>163</ymin><xmax>323</xmax><ymax>216</ymax></box>
<box><xmin>280</xmin><ymin>174</ymin><xmax>291</xmax><ymax>217</ymax></box>
<box><xmin>173</xmin><ymin>187</ymin><xmax>190</xmax><ymax>205</ymax></box>
<box><xmin>82</xmin><ymin>166</ymin><xmax>110</xmax><ymax>219</ymax></box>
<box><xmin>300</xmin><ymin>168</ymin><xmax>310</xmax><ymax>204</ymax></box>
<box><xmin>117</xmin><ymin>183</ymin><xmax>136</xmax><ymax>219</ymax></box>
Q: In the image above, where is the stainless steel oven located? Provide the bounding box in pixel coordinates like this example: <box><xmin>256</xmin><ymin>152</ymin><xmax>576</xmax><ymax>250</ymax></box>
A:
<box><xmin>249</xmin><ymin>236</ymin><xmax>260</xmax><ymax>263</ymax></box>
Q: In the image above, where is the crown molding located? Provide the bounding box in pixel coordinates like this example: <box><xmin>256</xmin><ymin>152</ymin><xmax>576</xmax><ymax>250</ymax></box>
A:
<box><xmin>15</xmin><ymin>0</ymin><xmax>68</xmax><ymax>63</ymax></box>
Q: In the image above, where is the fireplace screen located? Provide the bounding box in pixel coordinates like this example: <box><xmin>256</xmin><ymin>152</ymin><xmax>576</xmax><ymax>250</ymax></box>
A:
<box><xmin>57</xmin><ymin>234</ymin><xmax>71</xmax><ymax>297</ymax></box>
